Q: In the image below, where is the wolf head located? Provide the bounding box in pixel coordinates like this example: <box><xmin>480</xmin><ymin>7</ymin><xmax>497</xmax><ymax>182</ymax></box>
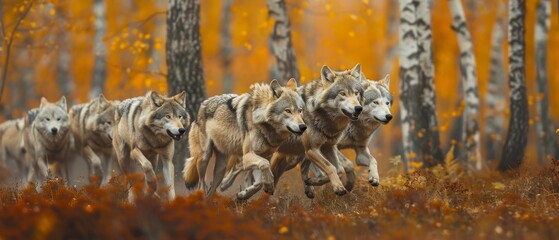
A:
<box><xmin>361</xmin><ymin>74</ymin><xmax>393</xmax><ymax>124</ymax></box>
<box><xmin>90</xmin><ymin>94</ymin><xmax>117</xmax><ymax>144</ymax></box>
<box><xmin>319</xmin><ymin>64</ymin><xmax>364</xmax><ymax>121</ymax></box>
<box><xmin>252</xmin><ymin>78</ymin><xmax>307</xmax><ymax>135</ymax></box>
<box><xmin>145</xmin><ymin>91</ymin><xmax>190</xmax><ymax>141</ymax></box>
<box><xmin>34</xmin><ymin>96</ymin><xmax>70</xmax><ymax>139</ymax></box>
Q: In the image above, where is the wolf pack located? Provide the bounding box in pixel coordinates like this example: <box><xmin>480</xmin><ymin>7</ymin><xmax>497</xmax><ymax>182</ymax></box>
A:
<box><xmin>0</xmin><ymin>64</ymin><xmax>393</xmax><ymax>202</ymax></box>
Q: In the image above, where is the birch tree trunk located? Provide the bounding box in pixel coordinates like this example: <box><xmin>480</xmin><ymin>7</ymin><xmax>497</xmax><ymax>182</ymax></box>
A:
<box><xmin>499</xmin><ymin>0</ymin><xmax>529</xmax><ymax>171</ymax></box>
<box><xmin>485</xmin><ymin>4</ymin><xmax>507</xmax><ymax>163</ymax></box>
<box><xmin>167</xmin><ymin>0</ymin><xmax>206</xmax><ymax>170</ymax></box>
<box><xmin>416</xmin><ymin>0</ymin><xmax>443</xmax><ymax>167</ymax></box>
<box><xmin>448</xmin><ymin>0</ymin><xmax>482</xmax><ymax>171</ymax></box>
<box><xmin>221</xmin><ymin>0</ymin><xmax>234</xmax><ymax>93</ymax></box>
<box><xmin>267</xmin><ymin>0</ymin><xmax>300</xmax><ymax>85</ymax></box>
<box><xmin>90</xmin><ymin>0</ymin><xmax>107</xmax><ymax>99</ymax></box>
<box><xmin>399</xmin><ymin>0</ymin><xmax>421</xmax><ymax>171</ymax></box>
<box><xmin>535</xmin><ymin>0</ymin><xmax>555</xmax><ymax>163</ymax></box>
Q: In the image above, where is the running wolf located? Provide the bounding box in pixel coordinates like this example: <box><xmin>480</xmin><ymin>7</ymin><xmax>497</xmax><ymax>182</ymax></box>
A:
<box><xmin>69</xmin><ymin>94</ymin><xmax>119</xmax><ymax>185</ymax></box>
<box><xmin>113</xmin><ymin>91</ymin><xmax>189</xmax><ymax>201</ymax></box>
<box><xmin>24</xmin><ymin>97</ymin><xmax>73</xmax><ymax>183</ymax></box>
<box><xmin>221</xmin><ymin>64</ymin><xmax>364</xmax><ymax>199</ymax></box>
<box><xmin>0</xmin><ymin>119</ymin><xmax>28</xmax><ymax>180</ymax></box>
<box><xmin>270</xmin><ymin>74</ymin><xmax>393</xmax><ymax>197</ymax></box>
<box><xmin>182</xmin><ymin>79</ymin><xmax>306</xmax><ymax>199</ymax></box>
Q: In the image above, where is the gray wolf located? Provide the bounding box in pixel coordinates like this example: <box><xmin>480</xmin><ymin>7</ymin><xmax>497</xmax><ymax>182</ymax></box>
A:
<box><xmin>182</xmin><ymin>79</ymin><xmax>306</xmax><ymax>200</ymax></box>
<box><xmin>274</xmin><ymin>74</ymin><xmax>394</xmax><ymax>198</ymax></box>
<box><xmin>23</xmin><ymin>97</ymin><xmax>73</xmax><ymax>183</ymax></box>
<box><xmin>0</xmin><ymin>118</ymin><xmax>28</xmax><ymax>181</ymax></box>
<box><xmin>222</xmin><ymin>64</ymin><xmax>364</xmax><ymax>199</ymax></box>
<box><xmin>69</xmin><ymin>94</ymin><xmax>119</xmax><ymax>185</ymax></box>
<box><xmin>113</xmin><ymin>91</ymin><xmax>189</xmax><ymax>202</ymax></box>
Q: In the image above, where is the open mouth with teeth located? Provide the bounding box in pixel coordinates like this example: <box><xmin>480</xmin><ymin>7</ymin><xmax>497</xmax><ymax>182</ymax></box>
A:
<box><xmin>342</xmin><ymin>109</ymin><xmax>360</xmax><ymax>121</ymax></box>
<box><xmin>167</xmin><ymin>129</ymin><xmax>183</xmax><ymax>140</ymax></box>
<box><xmin>374</xmin><ymin>116</ymin><xmax>389</xmax><ymax>124</ymax></box>
<box><xmin>287</xmin><ymin>126</ymin><xmax>304</xmax><ymax>136</ymax></box>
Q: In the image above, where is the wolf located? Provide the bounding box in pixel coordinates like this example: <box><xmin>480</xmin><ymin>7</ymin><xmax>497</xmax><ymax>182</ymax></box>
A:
<box><xmin>69</xmin><ymin>94</ymin><xmax>119</xmax><ymax>185</ymax></box>
<box><xmin>23</xmin><ymin>97</ymin><xmax>73</xmax><ymax>183</ymax></box>
<box><xmin>182</xmin><ymin>79</ymin><xmax>306</xmax><ymax>199</ymax></box>
<box><xmin>268</xmin><ymin>74</ymin><xmax>393</xmax><ymax>198</ymax></box>
<box><xmin>0</xmin><ymin>118</ymin><xmax>28</xmax><ymax>180</ymax></box>
<box><xmin>113</xmin><ymin>91</ymin><xmax>189</xmax><ymax>201</ymax></box>
<box><xmin>221</xmin><ymin>64</ymin><xmax>364</xmax><ymax>199</ymax></box>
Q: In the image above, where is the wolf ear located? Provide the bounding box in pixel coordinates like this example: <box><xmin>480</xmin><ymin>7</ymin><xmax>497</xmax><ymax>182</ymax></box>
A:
<box><xmin>39</xmin><ymin>97</ymin><xmax>49</xmax><ymax>109</ymax></box>
<box><xmin>58</xmin><ymin>96</ymin><xmax>67</xmax><ymax>112</ymax></box>
<box><xmin>321</xmin><ymin>65</ymin><xmax>335</xmax><ymax>83</ymax></box>
<box><xmin>350</xmin><ymin>63</ymin><xmax>362</xmax><ymax>80</ymax></box>
<box><xmin>148</xmin><ymin>91</ymin><xmax>165</xmax><ymax>107</ymax></box>
<box><xmin>270</xmin><ymin>79</ymin><xmax>283</xmax><ymax>98</ymax></box>
<box><xmin>97</xmin><ymin>94</ymin><xmax>109</xmax><ymax>110</ymax></box>
<box><xmin>378</xmin><ymin>74</ymin><xmax>390</xmax><ymax>90</ymax></box>
<box><xmin>173</xmin><ymin>91</ymin><xmax>187</xmax><ymax>107</ymax></box>
<box><xmin>286</xmin><ymin>78</ymin><xmax>298</xmax><ymax>90</ymax></box>
<box><xmin>360</xmin><ymin>71</ymin><xmax>367</xmax><ymax>81</ymax></box>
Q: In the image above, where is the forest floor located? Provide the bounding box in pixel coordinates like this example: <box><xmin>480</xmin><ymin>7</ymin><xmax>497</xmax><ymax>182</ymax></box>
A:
<box><xmin>1</xmin><ymin>160</ymin><xmax>559</xmax><ymax>240</ymax></box>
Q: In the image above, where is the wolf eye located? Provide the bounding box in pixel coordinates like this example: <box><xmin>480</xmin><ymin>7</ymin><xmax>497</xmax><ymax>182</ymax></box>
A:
<box><xmin>57</xmin><ymin>118</ymin><xmax>61</xmax><ymax>121</ymax></box>
<box><xmin>106</xmin><ymin>121</ymin><xmax>112</xmax><ymax>125</ymax></box>
<box><xmin>178</xmin><ymin>115</ymin><xmax>183</xmax><ymax>119</ymax></box>
<box><xmin>165</xmin><ymin>115</ymin><xmax>171</xmax><ymax>119</ymax></box>
<box><xmin>46</xmin><ymin>118</ymin><xmax>50</xmax><ymax>121</ymax></box>
<box><xmin>298</xmin><ymin>108</ymin><xmax>303</xmax><ymax>113</ymax></box>
<box><xmin>339</xmin><ymin>91</ymin><xmax>346</xmax><ymax>96</ymax></box>
<box><xmin>354</xmin><ymin>90</ymin><xmax>359</xmax><ymax>95</ymax></box>
<box><xmin>386</xmin><ymin>102</ymin><xmax>390</xmax><ymax>105</ymax></box>
<box><xmin>374</xmin><ymin>101</ymin><xmax>379</xmax><ymax>105</ymax></box>
<box><xmin>285</xmin><ymin>109</ymin><xmax>292</xmax><ymax>114</ymax></box>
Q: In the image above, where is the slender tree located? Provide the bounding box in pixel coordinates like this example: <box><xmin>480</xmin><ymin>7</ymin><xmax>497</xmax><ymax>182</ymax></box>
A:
<box><xmin>89</xmin><ymin>0</ymin><xmax>107</xmax><ymax>99</ymax></box>
<box><xmin>399</xmin><ymin>0</ymin><xmax>420</xmax><ymax>171</ymax></box>
<box><xmin>499</xmin><ymin>0</ymin><xmax>529</xmax><ymax>171</ymax></box>
<box><xmin>267</xmin><ymin>0</ymin><xmax>300</xmax><ymax>84</ymax></box>
<box><xmin>416</xmin><ymin>0</ymin><xmax>443</xmax><ymax>167</ymax></box>
<box><xmin>448</xmin><ymin>0</ymin><xmax>482</xmax><ymax>170</ymax></box>
<box><xmin>486</xmin><ymin>3</ymin><xmax>507</xmax><ymax>163</ymax></box>
<box><xmin>56</xmin><ymin>8</ymin><xmax>74</xmax><ymax>101</ymax></box>
<box><xmin>382</xmin><ymin>0</ymin><xmax>399</xmax><ymax>75</ymax></box>
<box><xmin>535</xmin><ymin>0</ymin><xmax>554</xmax><ymax>163</ymax></box>
<box><xmin>167</xmin><ymin>0</ymin><xmax>206</xmax><ymax>171</ymax></box>
<box><xmin>221</xmin><ymin>0</ymin><xmax>234</xmax><ymax>93</ymax></box>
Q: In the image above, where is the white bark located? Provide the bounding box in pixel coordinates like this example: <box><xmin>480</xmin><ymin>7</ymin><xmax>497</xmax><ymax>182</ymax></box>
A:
<box><xmin>535</xmin><ymin>0</ymin><xmax>554</xmax><ymax>162</ymax></box>
<box><xmin>448</xmin><ymin>0</ymin><xmax>482</xmax><ymax>171</ymax></box>
<box><xmin>485</xmin><ymin>3</ymin><xmax>506</xmax><ymax>163</ymax></box>
<box><xmin>267</xmin><ymin>0</ymin><xmax>300</xmax><ymax>85</ymax></box>
<box><xmin>90</xmin><ymin>0</ymin><xmax>107</xmax><ymax>99</ymax></box>
<box><xmin>499</xmin><ymin>0</ymin><xmax>529</xmax><ymax>171</ymax></box>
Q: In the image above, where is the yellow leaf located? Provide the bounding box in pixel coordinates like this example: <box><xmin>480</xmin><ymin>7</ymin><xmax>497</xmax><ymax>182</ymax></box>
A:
<box><xmin>50</xmin><ymin>8</ymin><xmax>56</xmax><ymax>16</ymax></box>
<box><xmin>492</xmin><ymin>182</ymin><xmax>506</xmax><ymax>190</ymax></box>
<box><xmin>278</xmin><ymin>226</ymin><xmax>288</xmax><ymax>234</ymax></box>
<box><xmin>325</xmin><ymin>3</ymin><xmax>332</xmax><ymax>11</ymax></box>
<box><xmin>555</xmin><ymin>128</ymin><xmax>559</xmax><ymax>134</ymax></box>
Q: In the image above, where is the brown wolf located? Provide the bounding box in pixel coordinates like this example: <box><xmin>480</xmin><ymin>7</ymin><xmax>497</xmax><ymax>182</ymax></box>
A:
<box><xmin>113</xmin><ymin>91</ymin><xmax>189</xmax><ymax>202</ymax></box>
<box><xmin>0</xmin><ymin>119</ymin><xmax>28</xmax><ymax>181</ymax></box>
<box><xmin>69</xmin><ymin>94</ymin><xmax>119</xmax><ymax>185</ymax></box>
<box><xmin>182</xmin><ymin>79</ymin><xmax>306</xmax><ymax>199</ymax></box>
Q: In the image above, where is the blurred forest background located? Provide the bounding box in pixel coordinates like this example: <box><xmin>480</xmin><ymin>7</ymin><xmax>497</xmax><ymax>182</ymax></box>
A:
<box><xmin>0</xmin><ymin>0</ymin><xmax>558</xmax><ymax>173</ymax></box>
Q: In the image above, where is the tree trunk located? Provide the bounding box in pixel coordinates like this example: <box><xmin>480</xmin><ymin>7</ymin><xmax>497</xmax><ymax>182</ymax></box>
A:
<box><xmin>221</xmin><ymin>0</ymin><xmax>234</xmax><ymax>93</ymax></box>
<box><xmin>399</xmin><ymin>0</ymin><xmax>420</xmax><ymax>171</ymax></box>
<box><xmin>267</xmin><ymin>0</ymin><xmax>300</xmax><ymax>85</ymax></box>
<box><xmin>448</xmin><ymin>0</ymin><xmax>482</xmax><ymax>171</ymax></box>
<box><xmin>57</xmin><ymin>28</ymin><xmax>74</xmax><ymax>102</ymax></box>
<box><xmin>167</xmin><ymin>0</ymin><xmax>206</xmax><ymax>174</ymax></box>
<box><xmin>535</xmin><ymin>0</ymin><xmax>555</xmax><ymax>163</ymax></box>
<box><xmin>382</xmin><ymin>0</ymin><xmax>399</xmax><ymax>74</ymax></box>
<box><xmin>416</xmin><ymin>0</ymin><xmax>443</xmax><ymax>167</ymax></box>
<box><xmin>499</xmin><ymin>0</ymin><xmax>529</xmax><ymax>171</ymax></box>
<box><xmin>485</xmin><ymin>4</ymin><xmax>507</xmax><ymax>163</ymax></box>
<box><xmin>90</xmin><ymin>0</ymin><xmax>107</xmax><ymax>99</ymax></box>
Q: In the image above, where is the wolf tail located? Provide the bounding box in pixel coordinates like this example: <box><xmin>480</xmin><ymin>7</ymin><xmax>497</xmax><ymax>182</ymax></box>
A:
<box><xmin>183</xmin><ymin>156</ymin><xmax>199</xmax><ymax>191</ymax></box>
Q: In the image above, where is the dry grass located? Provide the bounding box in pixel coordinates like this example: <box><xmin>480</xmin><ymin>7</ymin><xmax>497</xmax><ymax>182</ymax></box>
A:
<box><xmin>2</xmin><ymin>162</ymin><xmax>559</xmax><ymax>239</ymax></box>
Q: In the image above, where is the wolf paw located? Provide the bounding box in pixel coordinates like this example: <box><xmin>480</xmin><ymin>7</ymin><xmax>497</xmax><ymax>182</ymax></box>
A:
<box><xmin>334</xmin><ymin>186</ymin><xmax>348</xmax><ymax>196</ymax></box>
<box><xmin>344</xmin><ymin>180</ymin><xmax>355</xmax><ymax>192</ymax></box>
<box><xmin>263</xmin><ymin>182</ymin><xmax>275</xmax><ymax>195</ymax></box>
<box><xmin>304</xmin><ymin>189</ymin><xmax>315</xmax><ymax>199</ymax></box>
<box><xmin>369</xmin><ymin>178</ymin><xmax>380</xmax><ymax>187</ymax></box>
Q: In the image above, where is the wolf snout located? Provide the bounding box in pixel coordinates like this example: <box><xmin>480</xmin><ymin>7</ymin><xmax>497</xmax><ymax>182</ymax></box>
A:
<box><xmin>178</xmin><ymin>128</ymin><xmax>187</xmax><ymax>135</ymax></box>
<box><xmin>51</xmin><ymin>128</ymin><xmax>58</xmax><ymax>135</ymax></box>
<box><xmin>354</xmin><ymin>106</ymin><xmax>363</xmax><ymax>114</ymax></box>
<box><xmin>385</xmin><ymin>114</ymin><xmax>393</xmax><ymax>122</ymax></box>
<box><xmin>299</xmin><ymin>124</ymin><xmax>307</xmax><ymax>132</ymax></box>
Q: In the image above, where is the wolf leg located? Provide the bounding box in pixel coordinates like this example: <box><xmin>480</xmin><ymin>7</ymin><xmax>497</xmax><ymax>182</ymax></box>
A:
<box><xmin>236</xmin><ymin>151</ymin><xmax>273</xmax><ymax>199</ymax></box>
<box><xmin>161</xmin><ymin>155</ymin><xmax>175</xmax><ymax>200</ymax></box>
<box><xmin>305</xmin><ymin>147</ymin><xmax>347</xmax><ymax>196</ymax></box>
<box><xmin>336</xmin><ymin>149</ymin><xmax>356</xmax><ymax>191</ymax></box>
<box><xmin>220</xmin><ymin>158</ymin><xmax>244</xmax><ymax>191</ymax></box>
<box><xmin>355</xmin><ymin>147</ymin><xmax>379</xmax><ymax>186</ymax></box>
<box><xmin>236</xmin><ymin>169</ymin><xmax>262</xmax><ymax>200</ymax></box>
<box><xmin>197</xmin><ymin>139</ymin><xmax>213</xmax><ymax>192</ymax></box>
<box><xmin>83</xmin><ymin>146</ymin><xmax>103</xmax><ymax>185</ymax></box>
<box><xmin>130</xmin><ymin>148</ymin><xmax>157</xmax><ymax>194</ymax></box>
<box><xmin>206</xmin><ymin>151</ymin><xmax>227</xmax><ymax>196</ymax></box>
<box><xmin>300</xmin><ymin>159</ymin><xmax>315</xmax><ymax>199</ymax></box>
